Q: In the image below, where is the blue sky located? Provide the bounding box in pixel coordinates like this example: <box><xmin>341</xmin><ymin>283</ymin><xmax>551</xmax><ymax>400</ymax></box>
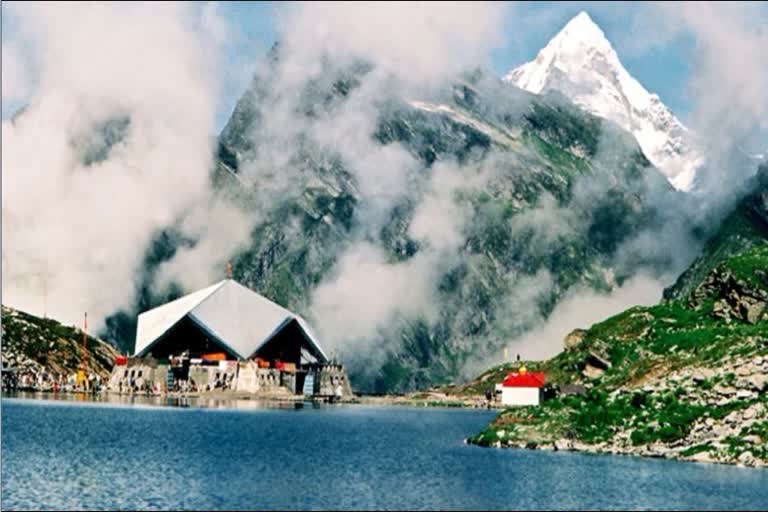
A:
<box><xmin>212</xmin><ymin>1</ymin><xmax>698</xmax><ymax>131</ymax></box>
<box><xmin>0</xmin><ymin>1</ymin><xmax>701</xmax><ymax>132</ymax></box>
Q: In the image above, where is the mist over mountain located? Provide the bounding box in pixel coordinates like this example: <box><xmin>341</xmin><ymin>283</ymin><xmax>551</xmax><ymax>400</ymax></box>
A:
<box><xmin>3</xmin><ymin>4</ymin><xmax>765</xmax><ymax>393</ymax></box>
<box><xmin>103</xmin><ymin>39</ymin><xmax>700</xmax><ymax>391</ymax></box>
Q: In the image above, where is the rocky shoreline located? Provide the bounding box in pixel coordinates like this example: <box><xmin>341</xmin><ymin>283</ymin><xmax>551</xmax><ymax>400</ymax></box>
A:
<box><xmin>467</xmin><ymin>435</ymin><xmax>766</xmax><ymax>468</ymax></box>
<box><xmin>468</xmin><ymin>352</ymin><xmax>767</xmax><ymax>469</ymax></box>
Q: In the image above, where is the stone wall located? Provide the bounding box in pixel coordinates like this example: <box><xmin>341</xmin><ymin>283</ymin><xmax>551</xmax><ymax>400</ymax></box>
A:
<box><xmin>189</xmin><ymin>363</ymin><xmax>238</xmax><ymax>391</ymax></box>
<box><xmin>107</xmin><ymin>363</ymin><xmax>168</xmax><ymax>393</ymax></box>
<box><xmin>315</xmin><ymin>364</ymin><xmax>353</xmax><ymax>397</ymax></box>
<box><xmin>108</xmin><ymin>359</ymin><xmax>353</xmax><ymax>398</ymax></box>
<box><xmin>235</xmin><ymin>363</ymin><xmax>293</xmax><ymax>394</ymax></box>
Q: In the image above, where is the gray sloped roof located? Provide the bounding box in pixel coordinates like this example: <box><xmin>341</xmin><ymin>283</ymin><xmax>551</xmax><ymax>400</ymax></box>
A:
<box><xmin>134</xmin><ymin>279</ymin><xmax>328</xmax><ymax>362</ymax></box>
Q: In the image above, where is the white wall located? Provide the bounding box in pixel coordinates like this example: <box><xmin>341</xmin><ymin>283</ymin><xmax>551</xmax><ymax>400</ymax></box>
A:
<box><xmin>501</xmin><ymin>387</ymin><xmax>541</xmax><ymax>406</ymax></box>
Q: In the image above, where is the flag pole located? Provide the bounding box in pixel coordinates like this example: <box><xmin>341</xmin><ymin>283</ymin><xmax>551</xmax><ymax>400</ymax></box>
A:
<box><xmin>80</xmin><ymin>312</ymin><xmax>88</xmax><ymax>390</ymax></box>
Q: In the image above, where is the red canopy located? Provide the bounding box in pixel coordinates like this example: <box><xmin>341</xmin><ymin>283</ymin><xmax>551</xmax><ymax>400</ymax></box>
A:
<box><xmin>502</xmin><ymin>372</ymin><xmax>546</xmax><ymax>388</ymax></box>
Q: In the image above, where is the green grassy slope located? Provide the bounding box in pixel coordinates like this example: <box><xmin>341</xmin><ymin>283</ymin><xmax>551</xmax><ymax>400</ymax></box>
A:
<box><xmin>465</xmin><ymin>243</ymin><xmax>768</xmax><ymax>466</ymax></box>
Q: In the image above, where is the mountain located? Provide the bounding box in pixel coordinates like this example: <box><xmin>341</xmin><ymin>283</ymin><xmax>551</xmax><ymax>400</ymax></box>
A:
<box><xmin>504</xmin><ymin>11</ymin><xmax>702</xmax><ymax>192</ymax></box>
<box><xmin>464</xmin><ymin>167</ymin><xmax>768</xmax><ymax>466</ymax></box>
<box><xmin>1</xmin><ymin>305</ymin><xmax>120</xmax><ymax>382</ymax></box>
<box><xmin>102</xmin><ymin>45</ymin><xmax>687</xmax><ymax>393</ymax></box>
<box><xmin>664</xmin><ymin>163</ymin><xmax>768</xmax><ymax>301</ymax></box>
<box><xmin>203</xmin><ymin>53</ymin><xmax>684</xmax><ymax>392</ymax></box>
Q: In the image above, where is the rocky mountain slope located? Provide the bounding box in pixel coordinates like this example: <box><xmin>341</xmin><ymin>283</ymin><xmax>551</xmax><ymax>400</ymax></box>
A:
<box><xmin>100</xmin><ymin>43</ymin><xmax>692</xmax><ymax>393</ymax></box>
<box><xmin>504</xmin><ymin>12</ymin><xmax>702</xmax><ymax>191</ymax></box>
<box><xmin>206</xmin><ymin>56</ymin><xmax>683</xmax><ymax>392</ymax></box>
<box><xmin>2</xmin><ymin>305</ymin><xmax>120</xmax><ymax>382</ymax></box>
<box><xmin>664</xmin><ymin>163</ymin><xmax>768</xmax><ymax>301</ymax></box>
<box><xmin>465</xmin><ymin>168</ymin><xmax>768</xmax><ymax>467</ymax></box>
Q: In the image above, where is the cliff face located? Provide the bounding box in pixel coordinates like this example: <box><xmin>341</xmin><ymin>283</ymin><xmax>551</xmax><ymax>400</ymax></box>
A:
<box><xmin>1</xmin><ymin>305</ymin><xmax>120</xmax><ymax>382</ymax></box>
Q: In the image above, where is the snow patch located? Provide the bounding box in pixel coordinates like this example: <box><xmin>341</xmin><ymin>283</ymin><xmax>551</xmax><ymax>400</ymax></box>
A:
<box><xmin>504</xmin><ymin>11</ymin><xmax>702</xmax><ymax>191</ymax></box>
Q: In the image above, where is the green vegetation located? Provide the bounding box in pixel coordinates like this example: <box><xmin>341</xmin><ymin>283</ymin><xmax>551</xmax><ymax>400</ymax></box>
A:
<box><xmin>466</xmin><ymin>244</ymin><xmax>768</xmax><ymax>465</ymax></box>
<box><xmin>1</xmin><ymin>306</ymin><xmax>120</xmax><ymax>379</ymax></box>
<box><xmin>721</xmin><ymin>243</ymin><xmax>768</xmax><ymax>291</ymax></box>
<box><xmin>664</xmin><ymin>189</ymin><xmax>768</xmax><ymax>302</ymax></box>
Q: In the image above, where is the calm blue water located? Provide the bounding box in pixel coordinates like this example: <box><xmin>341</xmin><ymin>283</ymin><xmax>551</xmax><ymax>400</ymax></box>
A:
<box><xmin>2</xmin><ymin>397</ymin><xmax>767</xmax><ymax>511</ymax></box>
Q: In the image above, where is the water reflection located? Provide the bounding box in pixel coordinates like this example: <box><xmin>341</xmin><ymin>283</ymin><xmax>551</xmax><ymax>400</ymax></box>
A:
<box><xmin>3</xmin><ymin>391</ymin><xmax>315</xmax><ymax>411</ymax></box>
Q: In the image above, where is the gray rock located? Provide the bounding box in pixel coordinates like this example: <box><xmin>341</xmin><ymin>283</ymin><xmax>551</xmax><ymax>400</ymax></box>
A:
<box><xmin>747</xmin><ymin>374</ymin><xmax>768</xmax><ymax>392</ymax></box>
<box><xmin>564</xmin><ymin>329</ymin><xmax>587</xmax><ymax>351</ymax></box>
<box><xmin>587</xmin><ymin>351</ymin><xmax>612</xmax><ymax>370</ymax></box>
<box><xmin>692</xmin><ymin>368</ymin><xmax>715</xmax><ymax>383</ymax></box>
<box><xmin>715</xmin><ymin>386</ymin><xmax>737</xmax><ymax>397</ymax></box>
<box><xmin>745</xmin><ymin>302</ymin><xmax>766</xmax><ymax>324</ymax></box>
<box><xmin>691</xmin><ymin>451</ymin><xmax>714</xmax><ymax>463</ymax></box>
<box><xmin>582</xmin><ymin>364</ymin><xmax>605</xmax><ymax>380</ymax></box>
<box><xmin>738</xmin><ymin>451</ymin><xmax>755</xmax><ymax>466</ymax></box>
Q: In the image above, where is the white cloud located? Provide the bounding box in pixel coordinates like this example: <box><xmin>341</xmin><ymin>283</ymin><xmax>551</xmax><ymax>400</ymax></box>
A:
<box><xmin>276</xmin><ymin>1</ymin><xmax>510</xmax><ymax>86</ymax></box>
<box><xmin>502</xmin><ymin>274</ymin><xmax>663</xmax><ymax>364</ymax></box>
<box><xmin>1</xmin><ymin>2</ymin><xmax>233</xmax><ymax>332</ymax></box>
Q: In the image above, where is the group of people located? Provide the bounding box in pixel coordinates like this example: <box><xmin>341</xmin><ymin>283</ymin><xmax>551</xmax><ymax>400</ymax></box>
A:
<box><xmin>116</xmin><ymin>375</ymin><xmax>160</xmax><ymax>396</ymax></box>
<box><xmin>171</xmin><ymin>379</ymin><xmax>198</xmax><ymax>394</ymax></box>
<box><xmin>2</xmin><ymin>369</ymin><xmax>102</xmax><ymax>394</ymax></box>
<box><xmin>210</xmin><ymin>372</ymin><xmax>235</xmax><ymax>391</ymax></box>
<box><xmin>167</xmin><ymin>372</ymin><xmax>235</xmax><ymax>394</ymax></box>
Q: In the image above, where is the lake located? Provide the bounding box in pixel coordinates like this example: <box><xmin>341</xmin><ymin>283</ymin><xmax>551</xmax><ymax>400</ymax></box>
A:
<box><xmin>2</xmin><ymin>397</ymin><xmax>767</xmax><ymax>510</ymax></box>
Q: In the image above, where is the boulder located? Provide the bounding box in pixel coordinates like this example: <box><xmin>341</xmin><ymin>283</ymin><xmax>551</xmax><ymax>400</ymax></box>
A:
<box><xmin>582</xmin><ymin>364</ymin><xmax>605</xmax><ymax>380</ymax></box>
<box><xmin>715</xmin><ymin>385</ymin><xmax>737</xmax><ymax>397</ymax></box>
<box><xmin>747</xmin><ymin>374</ymin><xmax>768</xmax><ymax>392</ymax></box>
<box><xmin>564</xmin><ymin>329</ymin><xmax>587</xmax><ymax>351</ymax></box>
<box><xmin>692</xmin><ymin>368</ymin><xmax>715</xmax><ymax>383</ymax></box>
<box><xmin>711</xmin><ymin>424</ymin><xmax>731</xmax><ymax>438</ymax></box>
<box><xmin>586</xmin><ymin>350</ymin><xmax>612</xmax><ymax>370</ymax></box>
<box><xmin>745</xmin><ymin>302</ymin><xmax>766</xmax><ymax>324</ymax></box>
<box><xmin>691</xmin><ymin>451</ymin><xmax>714</xmax><ymax>463</ymax></box>
<box><xmin>738</xmin><ymin>451</ymin><xmax>755</xmax><ymax>467</ymax></box>
<box><xmin>712</xmin><ymin>300</ymin><xmax>727</xmax><ymax>316</ymax></box>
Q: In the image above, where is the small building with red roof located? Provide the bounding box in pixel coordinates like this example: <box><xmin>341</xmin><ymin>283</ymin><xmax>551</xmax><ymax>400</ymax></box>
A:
<box><xmin>500</xmin><ymin>365</ymin><xmax>545</xmax><ymax>406</ymax></box>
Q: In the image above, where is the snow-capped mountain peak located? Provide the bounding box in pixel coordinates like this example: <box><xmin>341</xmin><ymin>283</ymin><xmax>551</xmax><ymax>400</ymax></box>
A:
<box><xmin>504</xmin><ymin>11</ymin><xmax>701</xmax><ymax>191</ymax></box>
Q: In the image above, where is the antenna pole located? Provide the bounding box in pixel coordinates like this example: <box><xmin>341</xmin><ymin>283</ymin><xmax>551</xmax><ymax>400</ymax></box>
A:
<box><xmin>81</xmin><ymin>312</ymin><xmax>88</xmax><ymax>389</ymax></box>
